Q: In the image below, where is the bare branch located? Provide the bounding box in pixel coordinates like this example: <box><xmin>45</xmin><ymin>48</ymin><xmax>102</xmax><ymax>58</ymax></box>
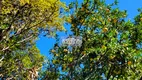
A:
<box><xmin>17</xmin><ymin>35</ymin><xmax>33</xmax><ymax>43</ymax></box>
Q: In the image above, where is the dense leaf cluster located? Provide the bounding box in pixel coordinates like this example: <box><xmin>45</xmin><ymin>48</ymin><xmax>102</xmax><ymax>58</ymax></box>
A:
<box><xmin>48</xmin><ymin>0</ymin><xmax>142</xmax><ymax>80</ymax></box>
<box><xmin>0</xmin><ymin>0</ymin><xmax>66</xmax><ymax>79</ymax></box>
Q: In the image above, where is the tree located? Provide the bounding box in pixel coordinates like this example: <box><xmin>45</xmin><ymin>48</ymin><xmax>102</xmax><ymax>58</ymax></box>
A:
<box><xmin>49</xmin><ymin>0</ymin><xmax>142</xmax><ymax>79</ymax></box>
<box><xmin>0</xmin><ymin>0</ymin><xmax>66</xmax><ymax>79</ymax></box>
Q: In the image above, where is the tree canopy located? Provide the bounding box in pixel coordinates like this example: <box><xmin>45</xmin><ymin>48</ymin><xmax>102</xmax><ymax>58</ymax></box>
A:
<box><xmin>48</xmin><ymin>0</ymin><xmax>142</xmax><ymax>80</ymax></box>
<box><xmin>0</xmin><ymin>0</ymin><xmax>142</xmax><ymax>80</ymax></box>
<box><xmin>0</xmin><ymin>0</ymin><xmax>66</xmax><ymax>79</ymax></box>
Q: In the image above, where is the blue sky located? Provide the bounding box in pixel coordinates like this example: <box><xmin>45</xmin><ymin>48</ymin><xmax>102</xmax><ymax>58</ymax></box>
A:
<box><xmin>36</xmin><ymin>0</ymin><xmax>142</xmax><ymax>59</ymax></box>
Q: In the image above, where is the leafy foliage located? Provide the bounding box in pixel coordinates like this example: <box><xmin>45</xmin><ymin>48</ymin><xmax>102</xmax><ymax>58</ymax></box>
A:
<box><xmin>1</xmin><ymin>0</ymin><xmax>142</xmax><ymax>79</ymax></box>
<box><xmin>0</xmin><ymin>0</ymin><xmax>66</xmax><ymax>79</ymax></box>
<box><xmin>48</xmin><ymin>0</ymin><xmax>142</xmax><ymax>80</ymax></box>
<box><xmin>0</xmin><ymin>0</ymin><xmax>66</xmax><ymax>52</ymax></box>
